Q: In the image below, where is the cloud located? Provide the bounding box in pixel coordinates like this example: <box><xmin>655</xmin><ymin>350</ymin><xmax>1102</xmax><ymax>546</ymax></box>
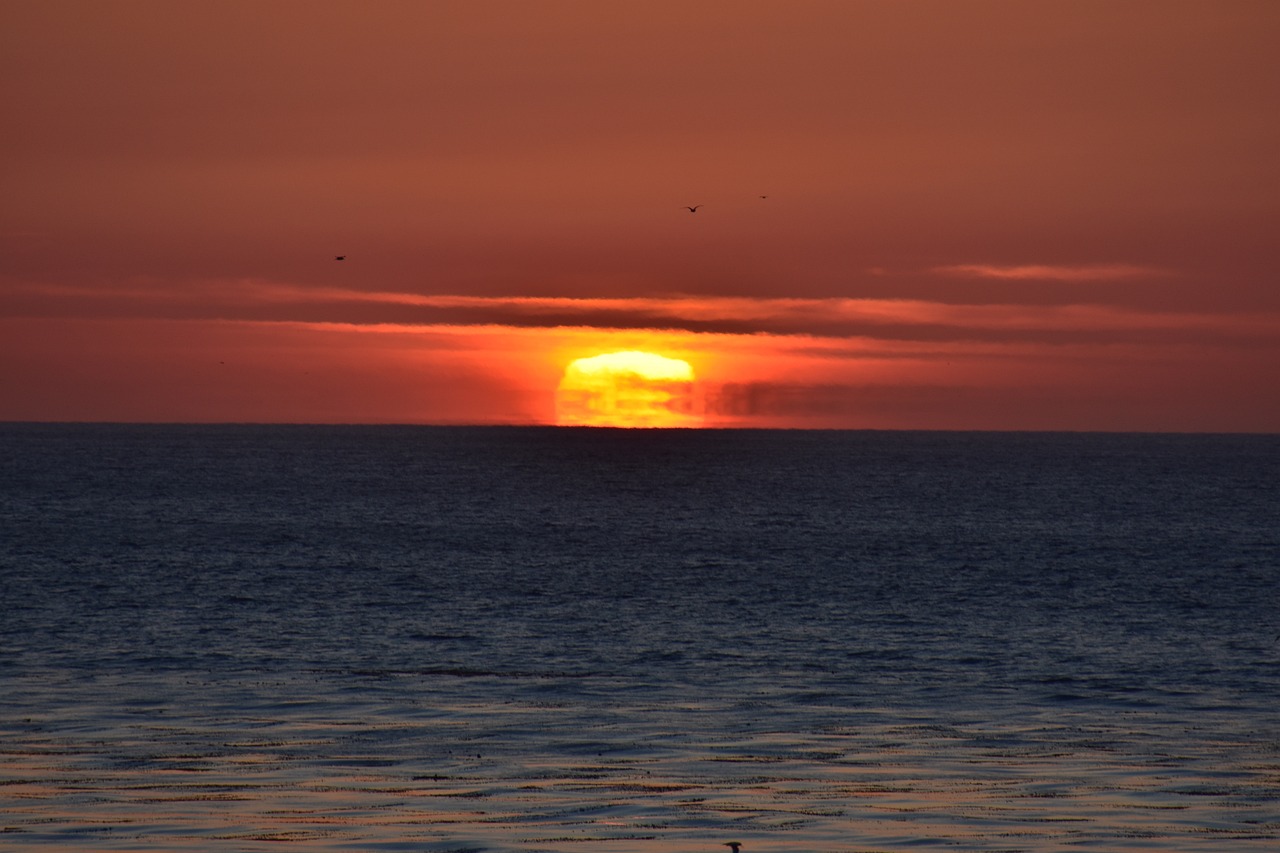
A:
<box><xmin>5</xmin><ymin>277</ymin><xmax>1276</xmax><ymax>345</ymax></box>
<box><xmin>222</xmin><ymin>285</ymin><xmax>1280</xmax><ymax>341</ymax></box>
<box><xmin>931</xmin><ymin>263</ymin><xmax>1171</xmax><ymax>281</ymax></box>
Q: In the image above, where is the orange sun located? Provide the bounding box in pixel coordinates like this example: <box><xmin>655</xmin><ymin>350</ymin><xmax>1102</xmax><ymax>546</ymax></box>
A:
<box><xmin>555</xmin><ymin>350</ymin><xmax>701</xmax><ymax>428</ymax></box>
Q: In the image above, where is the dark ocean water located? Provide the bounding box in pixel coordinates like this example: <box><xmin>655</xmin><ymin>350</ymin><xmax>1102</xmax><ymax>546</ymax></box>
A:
<box><xmin>1</xmin><ymin>424</ymin><xmax>1277</xmax><ymax>852</ymax></box>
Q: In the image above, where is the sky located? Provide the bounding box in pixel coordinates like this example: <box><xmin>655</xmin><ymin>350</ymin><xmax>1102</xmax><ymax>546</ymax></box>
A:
<box><xmin>2</xmin><ymin>0</ymin><xmax>1278</xmax><ymax>430</ymax></box>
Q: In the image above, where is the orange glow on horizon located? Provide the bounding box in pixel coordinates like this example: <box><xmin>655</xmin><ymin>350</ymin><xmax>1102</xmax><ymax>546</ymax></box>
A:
<box><xmin>555</xmin><ymin>350</ymin><xmax>701</xmax><ymax>428</ymax></box>
<box><xmin>0</xmin><ymin>314</ymin><xmax>1275</xmax><ymax>431</ymax></box>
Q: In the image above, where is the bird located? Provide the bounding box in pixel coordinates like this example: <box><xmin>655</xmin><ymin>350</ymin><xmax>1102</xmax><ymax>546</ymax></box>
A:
<box><xmin>335</xmin><ymin>255</ymin><xmax>346</xmax><ymax>261</ymax></box>
<box><xmin>683</xmin><ymin>205</ymin><xmax>703</xmax><ymax>213</ymax></box>
<box><xmin>724</xmin><ymin>843</ymin><xmax>743</xmax><ymax>853</ymax></box>
<box><xmin>759</xmin><ymin>195</ymin><xmax>768</xmax><ymax>199</ymax></box>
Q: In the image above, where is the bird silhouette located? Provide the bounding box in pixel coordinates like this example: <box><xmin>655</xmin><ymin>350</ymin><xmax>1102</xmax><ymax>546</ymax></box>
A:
<box><xmin>683</xmin><ymin>205</ymin><xmax>703</xmax><ymax>213</ymax></box>
<box><xmin>724</xmin><ymin>843</ymin><xmax>743</xmax><ymax>853</ymax></box>
<box><xmin>335</xmin><ymin>255</ymin><xmax>346</xmax><ymax>261</ymax></box>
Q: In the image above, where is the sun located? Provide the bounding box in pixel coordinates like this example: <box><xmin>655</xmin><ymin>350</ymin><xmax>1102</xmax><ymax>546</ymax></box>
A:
<box><xmin>556</xmin><ymin>350</ymin><xmax>701</xmax><ymax>428</ymax></box>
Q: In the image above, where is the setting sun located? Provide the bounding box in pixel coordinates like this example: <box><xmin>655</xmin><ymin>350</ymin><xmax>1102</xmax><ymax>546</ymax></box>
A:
<box><xmin>556</xmin><ymin>350</ymin><xmax>700</xmax><ymax>428</ymax></box>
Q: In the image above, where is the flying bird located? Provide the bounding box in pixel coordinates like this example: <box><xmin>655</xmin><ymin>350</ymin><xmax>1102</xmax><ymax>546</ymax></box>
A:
<box><xmin>335</xmin><ymin>255</ymin><xmax>346</xmax><ymax>260</ymax></box>
<box><xmin>683</xmin><ymin>205</ymin><xmax>703</xmax><ymax>213</ymax></box>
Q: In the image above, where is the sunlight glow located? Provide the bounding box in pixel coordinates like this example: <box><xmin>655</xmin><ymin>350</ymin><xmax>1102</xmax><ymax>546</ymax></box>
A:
<box><xmin>555</xmin><ymin>350</ymin><xmax>700</xmax><ymax>428</ymax></box>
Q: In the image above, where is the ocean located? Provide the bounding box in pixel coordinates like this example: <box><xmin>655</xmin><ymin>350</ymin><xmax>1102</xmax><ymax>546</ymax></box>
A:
<box><xmin>1</xmin><ymin>424</ymin><xmax>1277</xmax><ymax>852</ymax></box>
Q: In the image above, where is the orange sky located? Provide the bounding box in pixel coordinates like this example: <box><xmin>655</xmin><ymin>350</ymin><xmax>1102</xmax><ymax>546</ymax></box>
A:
<box><xmin>2</xmin><ymin>0</ymin><xmax>1278</xmax><ymax>430</ymax></box>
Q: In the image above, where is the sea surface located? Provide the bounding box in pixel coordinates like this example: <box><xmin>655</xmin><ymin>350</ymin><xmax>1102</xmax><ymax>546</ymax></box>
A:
<box><xmin>1</xmin><ymin>424</ymin><xmax>1278</xmax><ymax>852</ymax></box>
